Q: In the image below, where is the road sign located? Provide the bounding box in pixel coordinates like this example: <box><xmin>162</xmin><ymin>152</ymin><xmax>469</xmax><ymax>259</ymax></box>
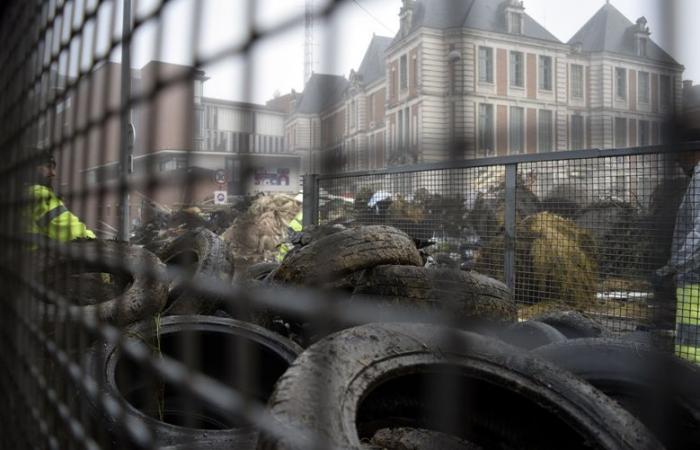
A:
<box><xmin>214</xmin><ymin>169</ymin><xmax>227</xmax><ymax>184</ymax></box>
<box><xmin>214</xmin><ymin>190</ymin><xmax>227</xmax><ymax>205</ymax></box>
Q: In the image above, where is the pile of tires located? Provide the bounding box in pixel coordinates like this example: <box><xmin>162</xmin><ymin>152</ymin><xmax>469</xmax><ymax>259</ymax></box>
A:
<box><xmin>70</xmin><ymin>226</ymin><xmax>700</xmax><ymax>449</ymax></box>
<box><xmin>36</xmin><ymin>239</ymin><xmax>169</xmax><ymax>326</ymax></box>
<box><xmin>85</xmin><ymin>315</ymin><xmax>302</xmax><ymax>449</ymax></box>
<box><xmin>534</xmin><ymin>338</ymin><xmax>700</xmax><ymax>449</ymax></box>
<box><xmin>260</xmin><ymin>225</ymin><xmax>516</xmax><ymax>345</ymax></box>
<box><xmin>494</xmin><ymin>310</ymin><xmax>609</xmax><ymax>350</ymax></box>
<box><xmin>259</xmin><ymin>323</ymin><xmax>663</xmax><ymax>450</ymax></box>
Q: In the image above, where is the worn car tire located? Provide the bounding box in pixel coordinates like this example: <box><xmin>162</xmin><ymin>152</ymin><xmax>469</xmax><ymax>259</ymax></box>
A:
<box><xmin>270</xmin><ymin>226</ymin><xmax>422</xmax><ymax>286</ymax></box>
<box><xmin>534</xmin><ymin>311</ymin><xmax>609</xmax><ymax>339</ymax></box>
<box><xmin>370</xmin><ymin>427</ymin><xmax>482</xmax><ymax>450</ymax></box>
<box><xmin>497</xmin><ymin>320</ymin><xmax>568</xmax><ymax>350</ymax></box>
<box><xmin>86</xmin><ymin>315</ymin><xmax>302</xmax><ymax>449</ymax></box>
<box><xmin>236</xmin><ymin>262</ymin><xmax>280</xmax><ymax>283</ymax></box>
<box><xmin>351</xmin><ymin>266</ymin><xmax>516</xmax><ymax>324</ymax></box>
<box><xmin>157</xmin><ymin>228</ymin><xmax>232</xmax><ymax>315</ymax></box>
<box><xmin>38</xmin><ymin>240</ymin><xmax>168</xmax><ymax>326</ymax></box>
<box><xmin>534</xmin><ymin>338</ymin><xmax>700</xmax><ymax>449</ymax></box>
<box><xmin>260</xmin><ymin>323</ymin><xmax>661</xmax><ymax>450</ymax></box>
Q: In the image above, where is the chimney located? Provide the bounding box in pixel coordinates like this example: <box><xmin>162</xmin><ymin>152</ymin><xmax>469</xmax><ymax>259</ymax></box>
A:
<box><xmin>399</xmin><ymin>0</ymin><xmax>416</xmax><ymax>37</ymax></box>
<box><xmin>684</xmin><ymin>80</ymin><xmax>694</xmax><ymax>92</ymax></box>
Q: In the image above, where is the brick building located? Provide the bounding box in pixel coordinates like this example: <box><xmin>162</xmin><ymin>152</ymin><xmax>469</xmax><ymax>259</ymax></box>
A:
<box><xmin>50</xmin><ymin>61</ymin><xmax>299</xmax><ymax>233</ymax></box>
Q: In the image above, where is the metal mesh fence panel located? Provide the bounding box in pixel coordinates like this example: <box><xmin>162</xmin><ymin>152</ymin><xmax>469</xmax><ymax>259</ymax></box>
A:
<box><xmin>315</xmin><ymin>147</ymin><xmax>699</xmax><ymax>334</ymax></box>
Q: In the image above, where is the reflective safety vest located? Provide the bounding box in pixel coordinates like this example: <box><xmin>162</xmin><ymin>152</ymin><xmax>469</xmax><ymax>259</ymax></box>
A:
<box><xmin>25</xmin><ymin>185</ymin><xmax>96</xmax><ymax>245</ymax></box>
<box><xmin>676</xmin><ymin>285</ymin><xmax>700</xmax><ymax>365</ymax></box>
<box><xmin>276</xmin><ymin>211</ymin><xmax>303</xmax><ymax>262</ymax></box>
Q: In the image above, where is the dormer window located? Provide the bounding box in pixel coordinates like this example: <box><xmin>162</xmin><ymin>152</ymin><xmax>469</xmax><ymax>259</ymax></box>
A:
<box><xmin>638</xmin><ymin>37</ymin><xmax>648</xmax><ymax>57</ymax></box>
<box><xmin>509</xmin><ymin>12</ymin><xmax>523</xmax><ymax>34</ymax></box>
<box><xmin>505</xmin><ymin>0</ymin><xmax>525</xmax><ymax>35</ymax></box>
<box><xmin>634</xmin><ymin>16</ymin><xmax>651</xmax><ymax>58</ymax></box>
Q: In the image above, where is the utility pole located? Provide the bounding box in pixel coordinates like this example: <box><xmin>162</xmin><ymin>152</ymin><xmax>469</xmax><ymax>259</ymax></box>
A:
<box><xmin>118</xmin><ymin>0</ymin><xmax>133</xmax><ymax>241</ymax></box>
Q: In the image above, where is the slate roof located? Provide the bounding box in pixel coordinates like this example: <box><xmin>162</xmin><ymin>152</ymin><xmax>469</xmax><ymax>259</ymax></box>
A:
<box><xmin>294</xmin><ymin>73</ymin><xmax>349</xmax><ymax>114</ymax></box>
<box><xmin>356</xmin><ymin>35</ymin><xmax>393</xmax><ymax>86</ymax></box>
<box><xmin>567</xmin><ymin>3</ymin><xmax>679</xmax><ymax>65</ymax></box>
<box><xmin>396</xmin><ymin>0</ymin><xmax>560</xmax><ymax>44</ymax></box>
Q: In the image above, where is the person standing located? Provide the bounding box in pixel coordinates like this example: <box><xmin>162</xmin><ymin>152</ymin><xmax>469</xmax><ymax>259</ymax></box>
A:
<box><xmin>655</xmin><ymin>151</ymin><xmax>700</xmax><ymax>363</ymax></box>
<box><xmin>24</xmin><ymin>150</ymin><xmax>95</xmax><ymax>246</ymax></box>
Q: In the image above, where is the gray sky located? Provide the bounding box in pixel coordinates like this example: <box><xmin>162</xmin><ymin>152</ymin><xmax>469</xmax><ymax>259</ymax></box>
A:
<box><xmin>99</xmin><ymin>0</ymin><xmax>699</xmax><ymax>104</ymax></box>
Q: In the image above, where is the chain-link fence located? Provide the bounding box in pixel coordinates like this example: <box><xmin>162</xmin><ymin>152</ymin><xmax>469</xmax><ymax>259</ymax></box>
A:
<box><xmin>2</xmin><ymin>0</ymin><xmax>700</xmax><ymax>449</ymax></box>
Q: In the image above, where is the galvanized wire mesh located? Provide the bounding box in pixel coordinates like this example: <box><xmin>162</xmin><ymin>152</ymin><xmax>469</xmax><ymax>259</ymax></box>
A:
<box><xmin>313</xmin><ymin>147</ymin><xmax>699</xmax><ymax>333</ymax></box>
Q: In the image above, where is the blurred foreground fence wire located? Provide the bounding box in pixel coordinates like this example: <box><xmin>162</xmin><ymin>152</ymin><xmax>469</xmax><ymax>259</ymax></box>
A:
<box><xmin>1</xmin><ymin>0</ymin><xmax>700</xmax><ymax>449</ymax></box>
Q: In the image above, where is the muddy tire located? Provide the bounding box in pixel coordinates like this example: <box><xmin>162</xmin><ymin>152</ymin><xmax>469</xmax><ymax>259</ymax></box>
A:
<box><xmin>157</xmin><ymin>228</ymin><xmax>232</xmax><ymax>315</ymax></box>
<box><xmin>534</xmin><ymin>311</ymin><xmax>609</xmax><ymax>339</ymax></box>
<box><xmin>86</xmin><ymin>315</ymin><xmax>302</xmax><ymax>449</ymax></box>
<box><xmin>237</xmin><ymin>262</ymin><xmax>279</xmax><ymax>283</ymax></box>
<box><xmin>260</xmin><ymin>323</ymin><xmax>660</xmax><ymax>450</ymax></box>
<box><xmin>270</xmin><ymin>226</ymin><xmax>422</xmax><ymax>286</ymax></box>
<box><xmin>497</xmin><ymin>320</ymin><xmax>568</xmax><ymax>350</ymax></box>
<box><xmin>351</xmin><ymin>266</ymin><xmax>515</xmax><ymax>324</ymax></box>
<box><xmin>370</xmin><ymin>427</ymin><xmax>482</xmax><ymax>450</ymax></box>
<box><xmin>534</xmin><ymin>338</ymin><xmax>700</xmax><ymax>449</ymax></box>
<box><xmin>38</xmin><ymin>240</ymin><xmax>168</xmax><ymax>326</ymax></box>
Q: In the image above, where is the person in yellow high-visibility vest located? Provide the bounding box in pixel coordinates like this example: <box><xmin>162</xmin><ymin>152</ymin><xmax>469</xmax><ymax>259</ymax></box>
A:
<box><xmin>275</xmin><ymin>191</ymin><xmax>304</xmax><ymax>262</ymax></box>
<box><xmin>276</xmin><ymin>210</ymin><xmax>303</xmax><ymax>263</ymax></box>
<box><xmin>24</xmin><ymin>150</ymin><xmax>95</xmax><ymax>247</ymax></box>
<box><xmin>654</xmin><ymin>151</ymin><xmax>700</xmax><ymax>364</ymax></box>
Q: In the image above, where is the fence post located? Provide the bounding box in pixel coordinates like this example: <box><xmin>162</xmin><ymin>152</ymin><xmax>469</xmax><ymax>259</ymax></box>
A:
<box><xmin>504</xmin><ymin>164</ymin><xmax>517</xmax><ymax>292</ymax></box>
<box><xmin>303</xmin><ymin>174</ymin><xmax>319</xmax><ymax>228</ymax></box>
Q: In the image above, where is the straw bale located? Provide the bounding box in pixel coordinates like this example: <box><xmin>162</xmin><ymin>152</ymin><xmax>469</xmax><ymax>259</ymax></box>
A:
<box><xmin>476</xmin><ymin>212</ymin><xmax>598</xmax><ymax>310</ymax></box>
<box><xmin>222</xmin><ymin>194</ymin><xmax>301</xmax><ymax>266</ymax></box>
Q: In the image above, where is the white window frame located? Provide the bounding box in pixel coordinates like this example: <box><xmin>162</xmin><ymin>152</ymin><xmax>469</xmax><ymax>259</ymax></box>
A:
<box><xmin>660</xmin><ymin>74</ymin><xmax>672</xmax><ymax>110</ymax></box>
<box><xmin>538</xmin><ymin>56</ymin><xmax>553</xmax><ymax>91</ymax></box>
<box><xmin>509</xmin><ymin>12</ymin><xmax>523</xmax><ymax>34</ymax></box>
<box><xmin>570</xmin><ymin>64</ymin><xmax>584</xmax><ymax>100</ymax></box>
<box><xmin>509</xmin><ymin>106</ymin><xmax>525</xmax><ymax>155</ymax></box>
<box><xmin>538</xmin><ymin>110</ymin><xmax>554</xmax><ymax>152</ymax></box>
<box><xmin>639</xmin><ymin>120</ymin><xmax>650</xmax><ymax>146</ymax></box>
<box><xmin>570</xmin><ymin>114</ymin><xmax>585</xmax><ymax>150</ymax></box>
<box><xmin>400</xmin><ymin>54</ymin><xmax>408</xmax><ymax>90</ymax></box>
<box><xmin>510</xmin><ymin>51</ymin><xmax>524</xmax><ymax>88</ymax></box>
<box><xmin>638</xmin><ymin>71</ymin><xmax>650</xmax><ymax>105</ymax></box>
<box><xmin>478</xmin><ymin>47</ymin><xmax>494</xmax><ymax>84</ymax></box>
<box><xmin>615</xmin><ymin>67</ymin><xmax>627</xmax><ymax>100</ymax></box>
<box><xmin>478</xmin><ymin>103</ymin><xmax>495</xmax><ymax>157</ymax></box>
<box><xmin>615</xmin><ymin>117</ymin><xmax>628</xmax><ymax>147</ymax></box>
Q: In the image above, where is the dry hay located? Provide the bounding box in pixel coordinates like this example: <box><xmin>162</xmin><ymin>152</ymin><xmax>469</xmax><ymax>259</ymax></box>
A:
<box><xmin>476</xmin><ymin>212</ymin><xmax>598</xmax><ymax>310</ymax></box>
<box><xmin>387</xmin><ymin>195</ymin><xmax>426</xmax><ymax>224</ymax></box>
<box><xmin>221</xmin><ymin>194</ymin><xmax>300</xmax><ymax>266</ymax></box>
<box><xmin>465</xmin><ymin>176</ymin><xmax>540</xmax><ymax>242</ymax></box>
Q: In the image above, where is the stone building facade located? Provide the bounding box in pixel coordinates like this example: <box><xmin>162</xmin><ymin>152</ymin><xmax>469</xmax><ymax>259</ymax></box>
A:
<box><xmin>286</xmin><ymin>0</ymin><xmax>684</xmax><ymax>175</ymax></box>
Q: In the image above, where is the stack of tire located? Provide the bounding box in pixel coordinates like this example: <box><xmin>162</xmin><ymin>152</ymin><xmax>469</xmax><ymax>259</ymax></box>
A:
<box><xmin>52</xmin><ymin>226</ymin><xmax>700</xmax><ymax>449</ymax></box>
<box><xmin>246</xmin><ymin>225</ymin><xmax>516</xmax><ymax>345</ymax></box>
